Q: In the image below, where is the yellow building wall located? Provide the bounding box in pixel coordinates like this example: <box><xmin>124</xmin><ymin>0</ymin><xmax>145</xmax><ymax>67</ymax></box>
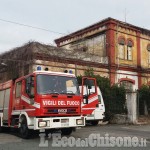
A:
<box><xmin>140</xmin><ymin>34</ymin><xmax>150</xmax><ymax>69</ymax></box>
<box><xmin>141</xmin><ymin>73</ymin><xmax>150</xmax><ymax>85</ymax></box>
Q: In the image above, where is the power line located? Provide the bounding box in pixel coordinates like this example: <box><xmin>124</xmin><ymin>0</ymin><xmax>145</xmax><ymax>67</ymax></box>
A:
<box><xmin>0</xmin><ymin>18</ymin><xmax>81</xmax><ymax>42</ymax></box>
<box><xmin>0</xmin><ymin>18</ymin><xmax>88</xmax><ymax>49</ymax></box>
<box><xmin>0</xmin><ymin>18</ymin><xmax>66</xmax><ymax>35</ymax></box>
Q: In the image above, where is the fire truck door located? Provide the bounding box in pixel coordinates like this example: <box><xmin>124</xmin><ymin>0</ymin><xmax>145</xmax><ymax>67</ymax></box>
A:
<box><xmin>81</xmin><ymin>77</ymin><xmax>98</xmax><ymax>115</ymax></box>
<box><xmin>3</xmin><ymin>88</ymin><xmax>11</xmax><ymax>121</ymax></box>
<box><xmin>82</xmin><ymin>77</ymin><xmax>98</xmax><ymax>104</ymax></box>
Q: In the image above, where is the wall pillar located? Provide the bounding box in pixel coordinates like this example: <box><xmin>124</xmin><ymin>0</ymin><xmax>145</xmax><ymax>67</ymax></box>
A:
<box><xmin>126</xmin><ymin>92</ymin><xmax>137</xmax><ymax>124</ymax></box>
<box><xmin>136</xmin><ymin>32</ymin><xmax>142</xmax><ymax>88</ymax></box>
<box><xmin>106</xmin><ymin>22</ymin><xmax>116</xmax><ymax>85</ymax></box>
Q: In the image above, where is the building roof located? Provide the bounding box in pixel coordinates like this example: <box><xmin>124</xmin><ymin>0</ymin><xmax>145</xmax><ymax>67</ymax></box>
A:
<box><xmin>0</xmin><ymin>41</ymin><xmax>108</xmax><ymax>81</ymax></box>
<box><xmin>55</xmin><ymin>17</ymin><xmax>150</xmax><ymax>44</ymax></box>
<box><xmin>0</xmin><ymin>41</ymin><xmax>107</xmax><ymax>69</ymax></box>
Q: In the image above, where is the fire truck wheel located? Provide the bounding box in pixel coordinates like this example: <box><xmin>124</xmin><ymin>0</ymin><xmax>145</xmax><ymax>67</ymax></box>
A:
<box><xmin>61</xmin><ymin>128</ymin><xmax>73</xmax><ymax>135</ymax></box>
<box><xmin>91</xmin><ymin>120</ymin><xmax>99</xmax><ymax>126</ymax></box>
<box><xmin>19</xmin><ymin>116</ymin><xmax>30</xmax><ymax>139</ymax></box>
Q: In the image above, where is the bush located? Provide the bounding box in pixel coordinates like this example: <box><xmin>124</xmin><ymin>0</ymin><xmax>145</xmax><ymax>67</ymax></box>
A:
<box><xmin>138</xmin><ymin>85</ymin><xmax>150</xmax><ymax>115</ymax></box>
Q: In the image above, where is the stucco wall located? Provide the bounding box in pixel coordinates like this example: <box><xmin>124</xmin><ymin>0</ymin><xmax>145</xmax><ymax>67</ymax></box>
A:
<box><xmin>141</xmin><ymin>73</ymin><xmax>150</xmax><ymax>85</ymax></box>
<box><xmin>140</xmin><ymin>34</ymin><xmax>150</xmax><ymax>69</ymax></box>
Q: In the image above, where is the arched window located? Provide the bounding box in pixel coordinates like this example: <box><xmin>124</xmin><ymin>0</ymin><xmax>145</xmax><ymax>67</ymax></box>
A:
<box><xmin>127</xmin><ymin>40</ymin><xmax>133</xmax><ymax>60</ymax></box>
<box><xmin>120</xmin><ymin>80</ymin><xmax>134</xmax><ymax>91</ymax></box>
<box><xmin>118</xmin><ymin>38</ymin><xmax>125</xmax><ymax>59</ymax></box>
<box><xmin>119</xmin><ymin>78</ymin><xmax>135</xmax><ymax>91</ymax></box>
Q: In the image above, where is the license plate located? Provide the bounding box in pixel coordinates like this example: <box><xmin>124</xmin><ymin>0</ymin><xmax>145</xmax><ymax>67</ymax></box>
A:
<box><xmin>61</xmin><ymin>119</ymin><xmax>69</xmax><ymax>123</ymax></box>
<box><xmin>61</xmin><ymin>119</ymin><xmax>69</xmax><ymax>127</ymax></box>
<box><xmin>58</xmin><ymin>109</ymin><xmax>67</xmax><ymax>113</ymax></box>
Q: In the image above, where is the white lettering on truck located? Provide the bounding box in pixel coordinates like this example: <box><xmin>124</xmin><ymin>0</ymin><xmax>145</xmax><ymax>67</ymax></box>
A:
<box><xmin>43</xmin><ymin>101</ymin><xmax>57</xmax><ymax>106</ymax></box>
<box><xmin>43</xmin><ymin>100</ymin><xmax>79</xmax><ymax>106</ymax></box>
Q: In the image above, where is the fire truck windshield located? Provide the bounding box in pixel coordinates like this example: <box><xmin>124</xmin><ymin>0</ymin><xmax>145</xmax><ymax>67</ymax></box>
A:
<box><xmin>37</xmin><ymin>74</ymin><xmax>80</xmax><ymax>95</ymax></box>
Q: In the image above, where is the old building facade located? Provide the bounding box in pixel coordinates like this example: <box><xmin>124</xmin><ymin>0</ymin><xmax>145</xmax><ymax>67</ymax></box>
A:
<box><xmin>55</xmin><ymin>17</ymin><xmax>150</xmax><ymax>91</ymax></box>
<box><xmin>0</xmin><ymin>18</ymin><xmax>150</xmax><ymax>91</ymax></box>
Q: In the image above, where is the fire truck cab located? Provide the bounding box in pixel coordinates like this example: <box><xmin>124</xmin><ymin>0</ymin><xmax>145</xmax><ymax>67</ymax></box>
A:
<box><xmin>0</xmin><ymin>71</ymin><xmax>97</xmax><ymax>138</ymax></box>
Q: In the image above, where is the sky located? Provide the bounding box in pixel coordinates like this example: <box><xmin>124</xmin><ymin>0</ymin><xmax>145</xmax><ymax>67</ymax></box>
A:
<box><xmin>0</xmin><ymin>0</ymin><xmax>150</xmax><ymax>53</ymax></box>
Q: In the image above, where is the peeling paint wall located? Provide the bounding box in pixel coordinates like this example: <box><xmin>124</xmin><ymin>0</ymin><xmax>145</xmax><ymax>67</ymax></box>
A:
<box><xmin>63</xmin><ymin>34</ymin><xmax>107</xmax><ymax>57</ymax></box>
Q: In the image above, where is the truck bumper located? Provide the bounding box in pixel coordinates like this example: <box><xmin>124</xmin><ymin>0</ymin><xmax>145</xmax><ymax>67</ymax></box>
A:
<box><xmin>86</xmin><ymin>111</ymin><xmax>105</xmax><ymax>121</ymax></box>
<box><xmin>33</xmin><ymin>116</ymin><xmax>85</xmax><ymax>130</ymax></box>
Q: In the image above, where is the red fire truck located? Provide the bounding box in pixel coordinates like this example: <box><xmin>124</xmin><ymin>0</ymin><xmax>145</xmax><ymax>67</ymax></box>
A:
<box><xmin>0</xmin><ymin>71</ymin><xmax>97</xmax><ymax>138</ymax></box>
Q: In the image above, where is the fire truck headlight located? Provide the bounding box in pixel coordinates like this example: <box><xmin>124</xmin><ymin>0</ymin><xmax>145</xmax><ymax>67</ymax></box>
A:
<box><xmin>76</xmin><ymin>119</ymin><xmax>84</xmax><ymax>125</ymax></box>
<box><xmin>38</xmin><ymin>121</ymin><xmax>47</xmax><ymax>127</ymax></box>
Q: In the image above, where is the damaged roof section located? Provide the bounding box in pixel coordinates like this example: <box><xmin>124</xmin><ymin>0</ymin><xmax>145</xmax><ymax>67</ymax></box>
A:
<box><xmin>0</xmin><ymin>41</ymin><xmax>107</xmax><ymax>64</ymax></box>
<box><xmin>0</xmin><ymin>41</ymin><xmax>108</xmax><ymax>81</ymax></box>
<box><xmin>32</xmin><ymin>42</ymin><xmax>108</xmax><ymax>64</ymax></box>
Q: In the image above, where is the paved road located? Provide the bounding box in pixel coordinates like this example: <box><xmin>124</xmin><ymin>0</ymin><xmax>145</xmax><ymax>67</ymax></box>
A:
<box><xmin>0</xmin><ymin>124</ymin><xmax>150</xmax><ymax>150</ymax></box>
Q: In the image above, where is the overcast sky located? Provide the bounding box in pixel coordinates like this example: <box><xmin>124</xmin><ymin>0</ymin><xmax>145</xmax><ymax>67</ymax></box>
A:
<box><xmin>0</xmin><ymin>0</ymin><xmax>150</xmax><ymax>53</ymax></box>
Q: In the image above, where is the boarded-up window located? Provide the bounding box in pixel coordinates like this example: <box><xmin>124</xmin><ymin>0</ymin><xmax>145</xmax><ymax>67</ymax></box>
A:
<box><xmin>127</xmin><ymin>46</ymin><xmax>132</xmax><ymax>60</ymax></box>
<box><xmin>118</xmin><ymin>44</ymin><xmax>125</xmax><ymax>59</ymax></box>
<box><xmin>127</xmin><ymin>41</ymin><xmax>133</xmax><ymax>60</ymax></box>
<box><xmin>118</xmin><ymin>38</ymin><xmax>125</xmax><ymax>59</ymax></box>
